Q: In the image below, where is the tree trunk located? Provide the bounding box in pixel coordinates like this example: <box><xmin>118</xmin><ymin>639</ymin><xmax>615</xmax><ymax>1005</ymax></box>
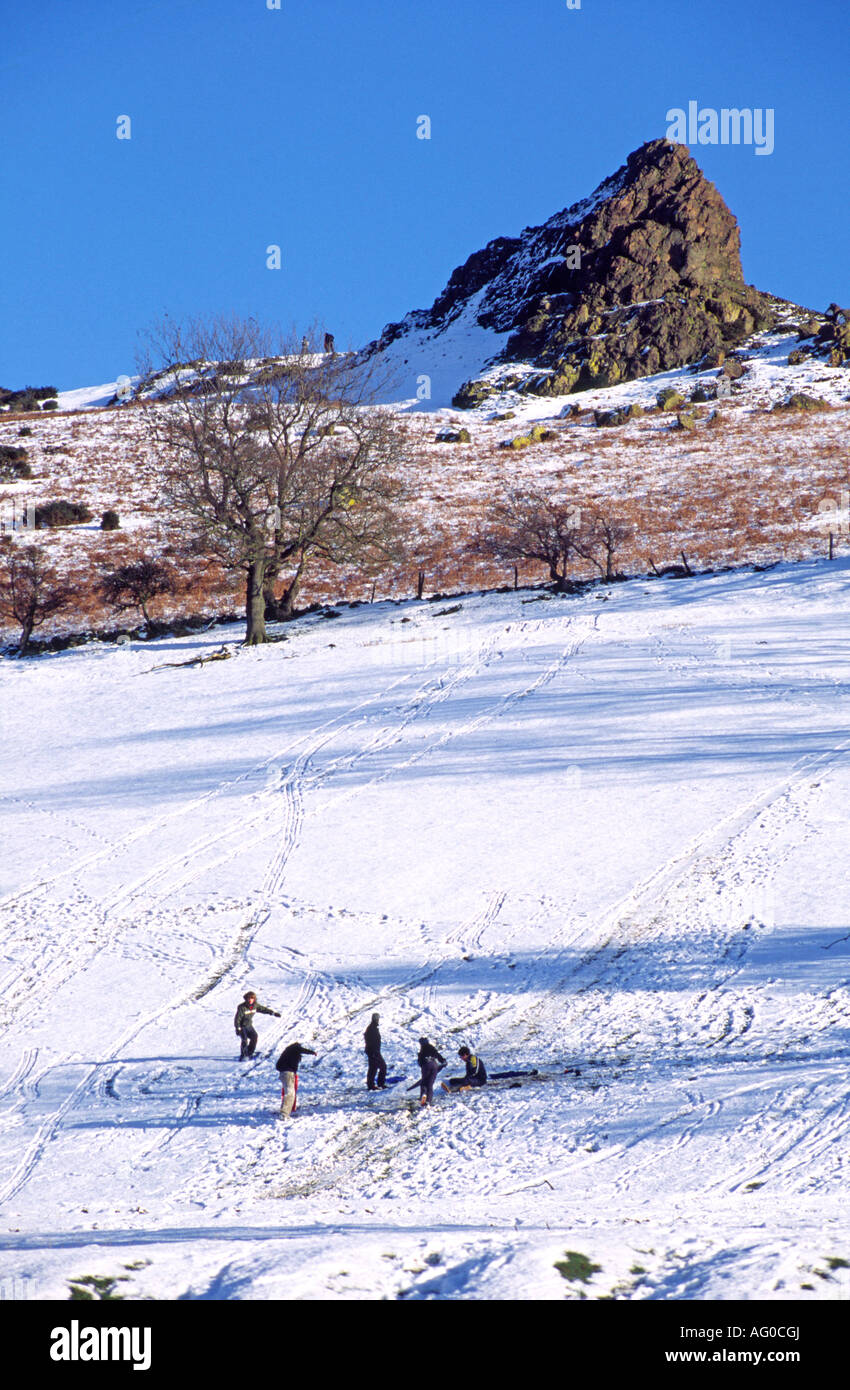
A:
<box><xmin>278</xmin><ymin>573</ymin><xmax>302</xmax><ymax>619</ymax></box>
<box><xmin>278</xmin><ymin>550</ymin><xmax>307</xmax><ymax>619</ymax></box>
<box><xmin>245</xmin><ymin>559</ymin><xmax>267</xmax><ymax>645</ymax></box>
<box><xmin>18</xmin><ymin>616</ymin><xmax>34</xmax><ymax>657</ymax></box>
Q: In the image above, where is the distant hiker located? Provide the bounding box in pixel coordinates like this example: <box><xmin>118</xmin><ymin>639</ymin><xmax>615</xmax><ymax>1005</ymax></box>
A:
<box><xmin>364</xmin><ymin>1013</ymin><xmax>387</xmax><ymax>1091</ymax></box>
<box><xmin>300</xmin><ymin>334</ymin><xmax>309</xmax><ymax>354</ymax></box>
<box><xmin>324</xmin><ymin>331</ymin><xmax>335</xmax><ymax>355</ymax></box>
<box><xmin>234</xmin><ymin>990</ymin><xmax>280</xmax><ymax>1060</ymax></box>
<box><xmin>275</xmin><ymin>1040</ymin><xmax>317</xmax><ymax>1119</ymax></box>
<box><xmin>442</xmin><ymin>1045</ymin><xmax>487</xmax><ymax>1092</ymax></box>
<box><xmin>417</xmin><ymin>1036</ymin><xmax>446</xmax><ymax>1107</ymax></box>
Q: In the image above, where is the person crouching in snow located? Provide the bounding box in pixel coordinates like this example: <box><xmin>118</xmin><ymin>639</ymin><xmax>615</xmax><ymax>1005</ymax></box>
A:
<box><xmin>275</xmin><ymin>1040</ymin><xmax>317</xmax><ymax>1119</ymax></box>
<box><xmin>417</xmin><ymin>1037</ymin><xmax>446</xmax><ymax>1106</ymax></box>
<box><xmin>234</xmin><ymin>990</ymin><xmax>280</xmax><ymax>1059</ymax></box>
<box><xmin>442</xmin><ymin>1045</ymin><xmax>487</xmax><ymax>1092</ymax></box>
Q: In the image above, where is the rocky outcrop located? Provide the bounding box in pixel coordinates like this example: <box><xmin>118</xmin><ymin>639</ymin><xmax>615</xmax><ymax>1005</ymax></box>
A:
<box><xmin>367</xmin><ymin>139</ymin><xmax>800</xmax><ymax>404</ymax></box>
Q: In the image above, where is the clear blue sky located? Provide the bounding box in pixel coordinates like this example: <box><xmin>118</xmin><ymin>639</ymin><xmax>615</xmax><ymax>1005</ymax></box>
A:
<box><xmin>1</xmin><ymin>0</ymin><xmax>847</xmax><ymax>389</ymax></box>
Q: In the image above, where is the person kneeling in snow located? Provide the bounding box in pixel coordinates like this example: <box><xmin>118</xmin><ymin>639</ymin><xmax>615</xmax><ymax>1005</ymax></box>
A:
<box><xmin>234</xmin><ymin>990</ymin><xmax>280</xmax><ymax>1060</ymax></box>
<box><xmin>275</xmin><ymin>1040</ymin><xmax>317</xmax><ymax>1119</ymax></box>
<box><xmin>442</xmin><ymin>1045</ymin><xmax>488</xmax><ymax>1092</ymax></box>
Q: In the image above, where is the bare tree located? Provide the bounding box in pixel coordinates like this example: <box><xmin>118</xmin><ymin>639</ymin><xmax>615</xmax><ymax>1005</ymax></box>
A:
<box><xmin>581</xmin><ymin>510</ymin><xmax>632</xmax><ymax>582</ymax></box>
<box><xmin>475</xmin><ymin>489</ymin><xmax>586</xmax><ymax>591</ymax></box>
<box><xmin>0</xmin><ymin>542</ymin><xmax>73</xmax><ymax>655</ymax></box>
<box><xmin>139</xmin><ymin>316</ymin><xmax>405</xmax><ymax>644</ymax></box>
<box><xmin>99</xmin><ymin>557</ymin><xmax>177</xmax><ymax>634</ymax></box>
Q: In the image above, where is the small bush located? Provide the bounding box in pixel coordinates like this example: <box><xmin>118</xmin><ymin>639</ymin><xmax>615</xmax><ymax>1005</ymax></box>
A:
<box><xmin>0</xmin><ymin>445</ymin><xmax>32</xmax><ymax>480</ymax></box>
<box><xmin>101</xmin><ymin>510</ymin><xmax>120</xmax><ymax>530</ymax></box>
<box><xmin>41</xmin><ymin>400</ymin><xmax>59</xmax><ymax>411</ymax></box>
<box><xmin>35</xmin><ymin>499</ymin><xmax>93</xmax><ymax>528</ymax></box>
<box><xmin>554</xmin><ymin>1250</ymin><xmax>602</xmax><ymax>1283</ymax></box>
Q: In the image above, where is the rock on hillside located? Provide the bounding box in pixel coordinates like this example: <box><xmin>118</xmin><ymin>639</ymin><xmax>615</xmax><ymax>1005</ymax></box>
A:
<box><xmin>367</xmin><ymin>139</ymin><xmax>815</xmax><ymax>406</ymax></box>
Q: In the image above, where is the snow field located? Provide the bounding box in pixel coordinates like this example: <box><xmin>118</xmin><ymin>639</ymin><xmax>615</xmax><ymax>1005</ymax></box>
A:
<box><xmin>1</xmin><ymin>560</ymin><xmax>849</xmax><ymax>1299</ymax></box>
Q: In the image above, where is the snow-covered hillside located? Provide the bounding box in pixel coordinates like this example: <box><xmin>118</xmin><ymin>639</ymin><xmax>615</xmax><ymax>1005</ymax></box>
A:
<box><xmin>1</xmin><ymin>559</ymin><xmax>850</xmax><ymax>1301</ymax></box>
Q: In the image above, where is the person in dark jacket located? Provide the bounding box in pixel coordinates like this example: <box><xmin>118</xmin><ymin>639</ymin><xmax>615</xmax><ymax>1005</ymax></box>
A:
<box><xmin>442</xmin><ymin>1045</ymin><xmax>488</xmax><ymax>1092</ymax></box>
<box><xmin>364</xmin><ymin>1013</ymin><xmax>387</xmax><ymax>1090</ymax></box>
<box><xmin>234</xmin><ymin>990</ymin><xmax>280</xmax><ymax>1060</ymax></box>
<box><xmin>417</xmin><ymin>1036</ymin><xmax>446</xmax><ymax>1107</ymax></box>
<box><xmin>275</xmin><ymin>1041</ymin><xmax>317</xmax><ymax>1118</ymax></box>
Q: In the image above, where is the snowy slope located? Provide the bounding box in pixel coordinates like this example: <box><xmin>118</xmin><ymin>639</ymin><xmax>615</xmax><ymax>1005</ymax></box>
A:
<box><xmin>1</xmin><ymin>561</ymin><xmax>850</xmax><ymax>1301</ymax></box>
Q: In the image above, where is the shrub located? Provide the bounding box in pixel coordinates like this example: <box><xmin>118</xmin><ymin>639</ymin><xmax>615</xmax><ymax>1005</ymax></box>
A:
<box><xmin>99</xmin><ymin>557</ymin><xmax>176</xmax><ymax>632</ymax></box>
<box><xmin>35</xmin><ymin>499</ymin><xmax>93</xmax><ymax>528</ymax></box>
<box><xmin>41</xmin><ymin>400</ymin><xmax>59</xmax><ymax>411</ymax></box>
<box><xmin>101</xmin><ymin>510</ymin><xmax>120</xmax><ymax>530</ymax></box>
<box><xmin>0</xmin><ymin>445</ymin><xmax>32</xmax><ymax>480</ymax></box>
<box><xmin>554</xmin><ymin>1250</ymin><xmax>602</xmax><ymax>1283</ymax></box>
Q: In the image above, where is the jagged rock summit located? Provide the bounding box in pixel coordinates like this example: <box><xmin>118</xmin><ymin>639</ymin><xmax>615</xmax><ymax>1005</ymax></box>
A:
<box><xmin>368</xmin><ymin>139</ymin><xmax>802</xmax><ymax>406</ymax></box>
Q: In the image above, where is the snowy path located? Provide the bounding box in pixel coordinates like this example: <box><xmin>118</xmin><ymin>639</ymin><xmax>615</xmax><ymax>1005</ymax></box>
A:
<box><xmin>1</xmin><ymin>562</ymin><xmax>849</xmax><ymax>1300</ymax></box>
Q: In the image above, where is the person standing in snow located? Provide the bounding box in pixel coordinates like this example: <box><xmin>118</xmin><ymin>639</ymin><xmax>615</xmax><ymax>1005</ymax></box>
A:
<box><xmin>324</xmin><ymin>331</ymin><xmax>335</xmax><ymax>355</ymax></box>
<box><xmin>416</xmin><ymin>1036</ymin><xmax>446</xmax><ymax>1107</ymax></box>
<box><xmin>234</xmin><ymin>990</ymin><xmax>280</xmax><ymax>1060</ymax></box>
<box><xmin>442</xmin><ymin>1045</ymin><xmax>487</xmax><ymax>1092</ymax></box>
<box><xmin>364</xmin><ymin>1013</ymin><xmax>387</xmax><ymax>1091</ymax></box>
<box><xmin>275</xmin><ymin>1040</ymin><xmax>317</xmax><ymax>1119</ymax></box>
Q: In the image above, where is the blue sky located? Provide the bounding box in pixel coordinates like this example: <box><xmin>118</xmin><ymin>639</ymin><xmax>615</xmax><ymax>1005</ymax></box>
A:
<box><xmin>1</xmin><ymin>0</ymin><xmax>847</xmax><ymax>388</ymax></box>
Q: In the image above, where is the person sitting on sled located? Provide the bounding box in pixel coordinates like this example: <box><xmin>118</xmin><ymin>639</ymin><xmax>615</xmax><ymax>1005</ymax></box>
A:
<box><xmin>442</xmin><ymin>1045</ymin><xmax>488</xmax><ymax>1092</ymax></box>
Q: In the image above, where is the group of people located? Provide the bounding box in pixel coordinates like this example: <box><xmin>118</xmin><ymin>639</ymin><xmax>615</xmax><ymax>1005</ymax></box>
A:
<box><xmin>234</xmin><ymin>993</ymin><xmax>488</xmax><ymax>1119</ymax></box>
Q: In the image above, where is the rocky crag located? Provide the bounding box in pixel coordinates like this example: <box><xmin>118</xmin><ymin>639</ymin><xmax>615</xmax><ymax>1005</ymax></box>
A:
<box><xmin>367</xmin><ymin>139</ymin><xmax>837</xmax><ymax>406</ymax></box>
